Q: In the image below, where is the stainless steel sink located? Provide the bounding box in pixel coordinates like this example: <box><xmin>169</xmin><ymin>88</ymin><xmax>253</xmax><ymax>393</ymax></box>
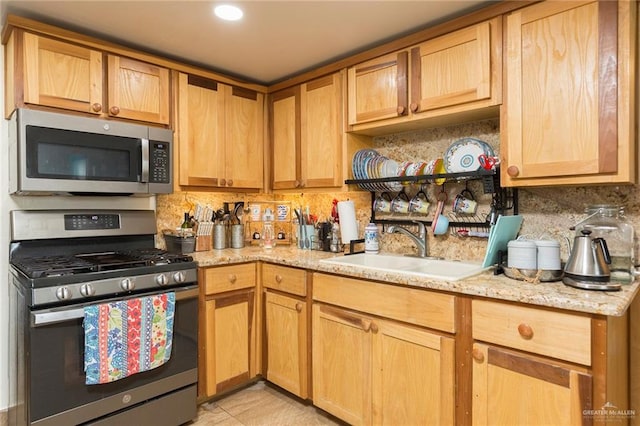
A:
<box><xmin>319</xmin><ymin>253</ymin><xmax>489</xmax><ymax>281</ymax></box>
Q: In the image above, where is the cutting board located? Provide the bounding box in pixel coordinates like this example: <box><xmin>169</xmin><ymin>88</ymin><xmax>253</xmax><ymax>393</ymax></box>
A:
<box><xmin>482</xmin><ymin>215</ymin><xmax>524</xmax><ymax>267</ymax></box>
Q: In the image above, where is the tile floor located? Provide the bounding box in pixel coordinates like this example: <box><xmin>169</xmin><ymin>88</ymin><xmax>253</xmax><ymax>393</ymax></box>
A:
<box><xmin>188</xmin><ymin>381</ymin><xmax>342</xmax><ymax>426</ymax></box>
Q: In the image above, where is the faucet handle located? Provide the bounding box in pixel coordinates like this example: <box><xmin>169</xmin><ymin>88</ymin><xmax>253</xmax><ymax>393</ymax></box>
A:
<box><xmin>411</xmin><ymin>220</ymin><xmax>426</xmax><ymax>237</ymax></box>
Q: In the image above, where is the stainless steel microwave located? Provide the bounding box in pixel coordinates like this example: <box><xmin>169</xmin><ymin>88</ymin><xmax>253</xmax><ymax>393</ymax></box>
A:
<box><xmin>8</xmin><ymin>108</ymin><xmax>173</xmax><ymax>196</ymax></box>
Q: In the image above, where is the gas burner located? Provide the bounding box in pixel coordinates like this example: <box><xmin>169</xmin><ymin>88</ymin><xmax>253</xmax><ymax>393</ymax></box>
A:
<box><xmin>11</xmin><ymin>249</ymin><xmax>194</xmax><ymax>279</ymax></box>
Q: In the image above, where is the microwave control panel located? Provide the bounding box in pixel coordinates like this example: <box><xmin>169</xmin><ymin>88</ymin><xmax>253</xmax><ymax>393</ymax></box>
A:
<box><xmin>150</xmin><ymin>142</ymin><xmax>170</xmax><ymax>183</ymax></box>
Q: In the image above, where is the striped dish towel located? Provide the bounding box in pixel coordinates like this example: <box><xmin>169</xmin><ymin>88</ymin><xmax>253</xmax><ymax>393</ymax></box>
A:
<box><xmin>83</xmin><ymin>292</ymin><xmax>176</xmax><ymax>385</ymax></box>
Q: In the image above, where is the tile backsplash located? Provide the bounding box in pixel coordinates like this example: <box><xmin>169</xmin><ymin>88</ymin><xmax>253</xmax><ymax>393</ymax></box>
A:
<box><xmin>158</xmin><ymin>118</ymin><xmax>640</xmax><ymax>264</ymax></box>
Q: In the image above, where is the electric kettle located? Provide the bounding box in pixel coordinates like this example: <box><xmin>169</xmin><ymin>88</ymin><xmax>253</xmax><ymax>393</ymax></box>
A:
<box><xmin>563</xmin><ymin>230</ymin><xmax>618</xmax><ymax>290</ymax></box>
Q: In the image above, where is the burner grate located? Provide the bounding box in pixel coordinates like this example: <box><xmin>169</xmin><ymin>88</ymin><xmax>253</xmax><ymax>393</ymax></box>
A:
<box><xmin>12</xmin><ymin>249</ymin><xmax>194</xmax><ymax>278</ymax></box>
<box><xmin>13</xmin><ymin>256</ymin><xmax>97</xmax><ymax>278</ymax></box>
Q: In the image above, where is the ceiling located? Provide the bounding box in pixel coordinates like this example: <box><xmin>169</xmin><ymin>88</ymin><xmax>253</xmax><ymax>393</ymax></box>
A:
<box><xmin>1</xmin><ymin>0</ymin><xmax>494</xmax><ymax>86</ymax></box>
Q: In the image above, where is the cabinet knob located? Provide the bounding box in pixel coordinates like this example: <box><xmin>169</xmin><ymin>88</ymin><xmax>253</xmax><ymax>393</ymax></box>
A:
<box><xmin>295</xmin><ymin>180</ymin><xmax>301</xmax><ymax>188</ymax></box>
<box><xmin>220</xmin><ymin>178</ymin><xmax>226</xmax><ymax>186</ymax></box>
<box><xmin>109</xmin><ymin>106</ymin><xmax>120</xmax><ymax>116</ymax></box>
<box><xmin>507</xmin><ymin>165</ymin><xmax>520</xmax><ymax>177</ymax></box>
<box><xmin>396</xmin><ymin>105</ymin><xmax>406</xmax><ymax>115</ymax></box>
<box><xmin>227</xmin><ymin>179</ymin><xmax>233</xmax><ymax>187</ymax></box>
<box><xmin>91</xmin><ymin>103</ymin><xmax>102</xmax><ymax>113</ymax></box>
<box><xmin>228</xmin><ymin>274</ymin><xmax>237</xmax><ymax>284</ymax></box>
<box><xmin>295</xmin><ymin>302</ymin><xmax>303</xmax><ymax>313</ymax></box>
<box><xmin>472</xmin><ymin>347</ymin><xmax>485</xmax><ymax>362</ymax></box>
<box><xmin>409</xmin><ymin>102</ymin><xmax>419</xmax><ymax>112</ymax></box>
<box><xmin>369</xmin><ymin>322</ymin><xmax>379</xmax><ymax>334</ymax></box>
<box><xmin>517</xmin><ymin>323</ymin><xmax>534</xmax><ymax>340</ymax></box>
<box><xmin>299</xmin><ymin>180</ymin><xmax>306</xmax><ymax>188</ymax></box>
<box><xmin>275</xmin><ymin>274</ymin><xmax>283</xmax><ymax>283</ymax></box>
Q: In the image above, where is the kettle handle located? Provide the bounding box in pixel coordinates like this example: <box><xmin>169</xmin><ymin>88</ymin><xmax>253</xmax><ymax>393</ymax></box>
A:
<box><xmin>594</xmin><ymin>238</ymin><xmax>612</xmax><ymax>264</ymax></box>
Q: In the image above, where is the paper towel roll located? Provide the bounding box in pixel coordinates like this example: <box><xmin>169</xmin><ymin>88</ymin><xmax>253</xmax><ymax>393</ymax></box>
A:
<box><xmin>337</xmin><ymin>200</ymin><xmax>358</xmax><ymax>244</ymax></box>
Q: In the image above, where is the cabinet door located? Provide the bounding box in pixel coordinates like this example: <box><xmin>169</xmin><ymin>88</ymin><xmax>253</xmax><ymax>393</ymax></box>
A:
<box><xmin>312</xmin><ymin>304</ymin><xmax>372</xmax><ymax>426</ymax></box>
<box><xmin>372</xmin><ymin>320</ymin><xmax>455</xmax><ymax>426</ymax></box>
<box><xmin>410</xmin><ymin>20</ymin><xmax>494</xmax><ymax>113</ymax></box>
<box><xmin>177</xmin><ymin>73</ymin><xmax>225</xmax><ymax>187</ymax></box>
<box><xmin>22</xmin><ymin>32</ymin><xmax>103</xmax><ymax>114</ymax></box>
<box><xmin>347</xmin><ymin>51</ymin><xmax>409</xmax><ymax>125</ymax></box>
<box><xmin>264</xmin><ymin>292</ymin><xmax>308</xmax><ymax>398</ymax></box>
<box><xmin>223</xmin><ymin>85</ymin><xmax>264</xmax><ymax>189</ymax></box>
<box><xmin>300</xmin><ymin>72</ymin><xmax>343</xmax><ymax>188</ymax></box>
<box><xmin>270</xmin><ymin>87</ymin><xmax>301</xmax><ymax>189</ymax></box>
<box><xmin>203</xmin><ymin>289</ymin><xmax>255</xmax><ymax>397</ymax></box>
<box><xmin>472</xmin><ymin>343</ymin><xmax>592</xmax><ymax>426</ymax></box>
<box><xmin>503</xmin><ymin>1</ymin><xmax>634</xmax><ymax>186</ymax></box>
<box><xmin>107</xmin><ymin>54</ymin><xmax>170</xmax><ymax>124</ymax></box>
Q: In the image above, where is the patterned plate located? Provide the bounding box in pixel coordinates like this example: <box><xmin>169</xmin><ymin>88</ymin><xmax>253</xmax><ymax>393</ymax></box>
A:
<box><xmin>443</xmin><ymin>138</ymin><xmax>494</xmax><ymax>173</ymax></box>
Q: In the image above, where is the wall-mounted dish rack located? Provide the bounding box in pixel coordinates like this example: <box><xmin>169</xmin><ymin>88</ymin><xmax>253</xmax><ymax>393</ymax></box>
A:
<box><xmin>345</xmin><ymin>167</ymin><xmax>518</xmax><ymax>236</ymax></box>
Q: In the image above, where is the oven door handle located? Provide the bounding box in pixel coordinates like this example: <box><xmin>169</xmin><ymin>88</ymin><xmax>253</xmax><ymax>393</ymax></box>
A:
<box><xmin>31</xmin><ymin>286</ymin><xmax>199</xmax><ymax>327</ymax></box>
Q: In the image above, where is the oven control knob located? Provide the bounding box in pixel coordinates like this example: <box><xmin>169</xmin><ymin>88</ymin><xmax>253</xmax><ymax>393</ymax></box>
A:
<box><xmin>120</xmin><ymin>278</ymin><xmax>135</xmax><ymax>291</ymax></box>
<box><xmin>155</xmin><ymin>274</ymin><xmax>169</xmax><ymax>286</ymax></box>
<box><xmin>55</xmin><ymin>287</ymin><xmax>71</xmax><ymax>301</ymax></box>
<box><xmin>80</xmin><ymin>283</ymin><xmax>96</xmax><ymax>297</ymax></box>
<box><xmin>173</xmin><ymin>271</ymin><xmax>186</xmax><ymax>283</ymax></box>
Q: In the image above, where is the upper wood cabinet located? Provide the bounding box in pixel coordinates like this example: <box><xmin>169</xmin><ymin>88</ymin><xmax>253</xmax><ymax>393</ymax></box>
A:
<box><xmin>106</xmin><ymin>54</ymin><xmax>170</xmax><ymax>124</ymax></box>
<box><xmin>7</xmin><ymin>31</ymin><xmax>170</xmax><ymax>125</ymax></box>
<box><xmin>270</xmin><ymin>71</ymin><xmax>343</xmax><ymax>190</ymax></box>
<box><xmin>347</xmin><ymin>18</ymin><xmax>501</xmax><ymax>135</ymax></box>
<box><xmin>177</xmin><ymin>73</ymin><xmax>264</xmax><ymax>190</ymax></box>
<box><xmin>501</xmin><ymin>0</ymin><xmax>636</xmax><ymax>187</ymax></box>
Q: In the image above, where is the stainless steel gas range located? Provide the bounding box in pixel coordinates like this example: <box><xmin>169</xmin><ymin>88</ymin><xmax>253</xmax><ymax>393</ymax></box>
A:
<box><xmin>8</xmin><ymin>210</ymin><xmax>198</xmax><ymax>426</ymax></box>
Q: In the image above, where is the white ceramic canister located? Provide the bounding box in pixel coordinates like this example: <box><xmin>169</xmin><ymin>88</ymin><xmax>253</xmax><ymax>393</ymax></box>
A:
<box><xmin>507</xmin><ymin>239</ymin><xmax>537</xmax><ymax>270</ymax></box>
<box><xmin>534</xmin><ymin>239</ymin><xmax>561</xmax><ymax>271</ymax></box>
<box><xmin>364</xmin><ymin>223</ymin><xmax>379</xmax><ymax>254</ymax></box>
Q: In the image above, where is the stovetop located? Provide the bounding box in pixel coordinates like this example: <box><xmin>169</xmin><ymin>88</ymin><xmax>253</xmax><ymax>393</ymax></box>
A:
<box><xmin>12</xmin><ymin>248</ymin><xmax>193</xmax><ymax>279</ymax></box>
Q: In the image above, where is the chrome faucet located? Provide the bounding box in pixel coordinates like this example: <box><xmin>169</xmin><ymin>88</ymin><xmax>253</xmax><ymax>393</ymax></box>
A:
<box><xmin>387</xmin><ymin>221</ymin><xmax>427</xmax><ymax>258</ymax></box>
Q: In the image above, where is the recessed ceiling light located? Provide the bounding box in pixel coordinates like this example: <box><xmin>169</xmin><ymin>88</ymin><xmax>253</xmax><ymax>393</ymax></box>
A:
<box><xmin>214</xmin><ymin>4</ymin><xmax>243</xmax><ymax>21</ymax></box>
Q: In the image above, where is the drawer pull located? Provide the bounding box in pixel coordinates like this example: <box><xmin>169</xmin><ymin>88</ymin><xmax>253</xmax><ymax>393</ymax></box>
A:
<box><xmin>275</xmin><ymin>274</ymin><xmax>283</xmax><ymax>283</ymax></box>
<box><xmin>518</xmin><ymin>323</ymin><xmax>534</xmax><ymax>340</ymax></box>
<box><xmin>295</xmin><ymin>302</ymin><xmax>303</xmax><ymax>313</ymax></box>
<box><xmin>228</xmin><ymin>274</ymin><xmax>237</xmax><ymax>284</ymax></box>
<box><xmin>472</xmin><ymin>348</ymin><xmax>485</xmax><ymax>362</ymax></box>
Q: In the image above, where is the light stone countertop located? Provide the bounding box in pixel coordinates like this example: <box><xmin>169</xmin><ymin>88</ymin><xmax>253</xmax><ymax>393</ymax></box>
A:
<box><xmin>191</xmin><ymin>246</ymin><xmax>639</xmax><ymax>317</ymax></box>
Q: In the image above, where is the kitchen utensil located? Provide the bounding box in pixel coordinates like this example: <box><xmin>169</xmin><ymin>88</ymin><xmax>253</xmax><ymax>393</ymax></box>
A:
<box><xmin>482</xmin><ymin>215</ymin><xmax>524</xmax><ymax>267</ymax></box>
<box><xmin>563</xmin><ymin>230</ymin><xmax>615</xmax><ymax>290</ymax></box>
<box><xmin>391</xmin><ymin>189</ymin><xmax>410</xmax><ymax>214</ymax></box>
<box><xmin>443</xmin><ymin>137</ymin><xmax>494</xmax><ymax>173</ymax></box>
<box><xmin>478</xmin><ymin>154</ymin><xmax>500</xmax><ymax>171</ymax></box>
<box><xmin>431</xmin><ymin>187</ymin><xmax>447</xmax><ymax>234</ymax></box>
<box><xmin>409</xmin><ymin>186</ymin><xmax>430</xmax><ymax>214</ymax></box>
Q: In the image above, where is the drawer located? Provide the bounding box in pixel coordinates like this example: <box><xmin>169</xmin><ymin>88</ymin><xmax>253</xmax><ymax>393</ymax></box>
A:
<box><xmin>203</xmin><ymin>263</ymin><xmax>256</xmax><ymax>295</ymax></box>
<box><xmin>262</xmin><ymin>264</ymin><xmax>306</xmax><ymax>296</ymax></box>
<box><xmin>472</xmin><ymin>300</ymin><xmax>591</xmax><ymax>365</ymax></box>
<box><xmin>313</xmin><ymin>272</ymin><xmax>455</xmax><ymax>333</ymax></box>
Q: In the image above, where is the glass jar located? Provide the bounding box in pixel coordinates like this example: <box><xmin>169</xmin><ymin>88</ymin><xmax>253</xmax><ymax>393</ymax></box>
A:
<box><xmin>575</xmin><ymin>205</ymin><xmax>634</xmax><ymax>282</ymax></box>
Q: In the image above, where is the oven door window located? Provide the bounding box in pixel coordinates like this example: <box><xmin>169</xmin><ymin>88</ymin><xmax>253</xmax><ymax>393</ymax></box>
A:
<box><xmin>28</xmin><ymin>294</ymin><xmax>197</xmax><ymax>423</ymax></box>
<box><xmin>26</xmin><ymin>126</ymin><xmax>142</xmax><ymax>182</ymax></box>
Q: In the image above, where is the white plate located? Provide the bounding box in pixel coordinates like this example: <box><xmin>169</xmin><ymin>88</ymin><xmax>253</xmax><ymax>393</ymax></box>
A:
<box><xmin>443</xmin><ymin>138</ymin><xmax>494</xmax><ymax>173</ymax></box>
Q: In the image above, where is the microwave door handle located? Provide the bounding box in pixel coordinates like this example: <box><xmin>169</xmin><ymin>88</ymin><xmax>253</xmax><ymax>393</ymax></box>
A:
<box><xmin>141</xmin><ymin>138</ymin><xmax>150</xmax><ymax>183</ymax></box>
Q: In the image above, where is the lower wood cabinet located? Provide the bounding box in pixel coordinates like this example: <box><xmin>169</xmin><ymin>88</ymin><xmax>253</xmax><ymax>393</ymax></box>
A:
<box><xmin>471</xmin><ymin>343</ymin><xmax>592</xmax><ymax>425</ymax></box>
<box><xmin>262</xmin><ymin>263</ymin><xmax>309</xmax><ymax>398</ymax></box>
<box><xmin>199</xmin><ymin>263</ymin><xmax>257</xmax><ymax>398</ymax></box>
<box><xmin>312</xmin><ymin>272</ymin><xmax>456</xmax><ymax>426</ymax></box>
